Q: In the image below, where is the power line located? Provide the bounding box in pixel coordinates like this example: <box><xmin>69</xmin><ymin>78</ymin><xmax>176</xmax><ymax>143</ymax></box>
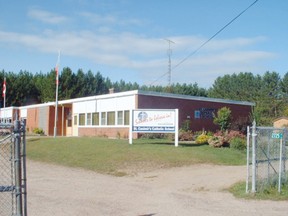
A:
<box><xmin>149</xmin><ymin>0</ymin><xmax>259</xmax><ymax>86</ymax></box>
<box><xmin>173</xmin><ymin>0</ymin><xmax>259</xmax><ymax>70</ymax></box>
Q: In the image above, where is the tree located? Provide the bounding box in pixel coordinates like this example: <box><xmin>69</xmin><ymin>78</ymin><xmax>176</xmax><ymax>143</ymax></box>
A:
<box><xmin>213</xmin><ymin>107</ymin><xmax>232</xmax><ymax>131</ymax></box>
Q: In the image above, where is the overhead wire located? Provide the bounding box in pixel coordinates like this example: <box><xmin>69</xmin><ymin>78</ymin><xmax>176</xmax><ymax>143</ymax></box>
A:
<box><xmin>149</xmin><ymin>0</ymin><xmax>259</xmax><ymax>86</ymax></box>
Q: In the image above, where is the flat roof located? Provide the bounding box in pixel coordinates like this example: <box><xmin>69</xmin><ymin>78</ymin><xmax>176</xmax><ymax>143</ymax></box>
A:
<box><xmin>1</xmin><ymin>89</ymin><xmax>255</xmax><ymax>110</ymax></box>
<box><xmin>137</xmin><ymin>90</ymin><xmax>255</xmax><ymax>106</ymax></box>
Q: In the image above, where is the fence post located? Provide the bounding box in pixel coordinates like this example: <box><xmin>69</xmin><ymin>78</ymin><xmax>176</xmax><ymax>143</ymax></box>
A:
<box><xmin>14</xmin><ymin>119</ymin><xmax>23</xmax><ymax>216</ymax></box>
<box><xmin>278</xmin><ymin>136</ymin><xmax>283</xmax><ymax>193</ymax></box>
<box><xmin>251</xmin><ymin>120</ymin><xmax>257</xmax><ymax>193</ymax></box>
<box><xmin>22</xmin><ymin>119</ymin><xmax>27</xmax><ymax>216</ymax></box>
<box><xmin>246</xmin><ymin>125</ymin><xmax>250</xmax><ymax>193</ymax></box>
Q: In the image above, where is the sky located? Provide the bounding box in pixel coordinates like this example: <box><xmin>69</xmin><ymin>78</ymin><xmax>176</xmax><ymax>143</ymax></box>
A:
<box><xmin>0</xmin><ymin>0</ymin><xmax>287</xmax><ymax>88</ymax></box>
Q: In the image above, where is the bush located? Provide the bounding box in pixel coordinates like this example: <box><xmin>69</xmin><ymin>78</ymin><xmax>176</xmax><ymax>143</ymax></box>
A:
<box><xmin>195</xmin><ymin>134</ymin><xmax>210</xmax><ymax>144</ymax></box>
<box><xmin>230</xmin><ymin>137</ymin><xmax>246</xmax><ymax>151</ymax></box>
<box><xmin>208</xmin><ymin>136</ymin><xmax>226</xmax><ymax>147</ymax></box>
<box><xmin>33</xmin><ymin>128</ymin><xmax>44</xmax><ymax>135</ymax></box>
<box><xmin>140</xmin><ymin>133</ymin><xmax>166</xmax><ymax>139</ymax></box>
<box><xmin>178</xmin><ymin>129</ymin><xmax>194</xmax><ymax>141</ymax></box>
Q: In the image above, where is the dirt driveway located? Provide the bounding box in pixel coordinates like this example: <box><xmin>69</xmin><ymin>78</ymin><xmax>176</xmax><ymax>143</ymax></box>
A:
<box><xmin>27</xmin><ymin>160</ymin><xmax>288</xmax><ymax>216</ymax></box>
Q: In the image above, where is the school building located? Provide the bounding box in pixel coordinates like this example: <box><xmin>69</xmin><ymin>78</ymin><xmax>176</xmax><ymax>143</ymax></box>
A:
<box><xmin>0</xmin><ymin>90</ymin><xmax>254</xmax><ymax>137</ymax></box>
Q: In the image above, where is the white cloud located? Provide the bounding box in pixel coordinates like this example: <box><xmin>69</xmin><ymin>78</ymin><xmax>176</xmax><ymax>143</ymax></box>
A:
<box><xmin>28</xmin><ymin>8</ymin><xmax>68</xmax><ymax>24</ymax></box>
<box><xmin>0</xmin><ymin>28</ymin><xmax>275</xmax><ymax>87</ymax></box>
<box><xmin>79</xmin><ymin>12</ymin><xmax>144</xmax><ymax>27</ymax></box>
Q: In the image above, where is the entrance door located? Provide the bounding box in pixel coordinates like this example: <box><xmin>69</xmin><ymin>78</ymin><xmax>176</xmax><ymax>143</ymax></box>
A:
<box><xmin>72</xmin><ymin>114</ymin><xmax>78</xmax><ymax>136</ymax></box>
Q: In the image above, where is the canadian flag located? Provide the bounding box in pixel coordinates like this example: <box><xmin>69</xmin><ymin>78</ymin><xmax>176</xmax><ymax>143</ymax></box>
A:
<box><xmin>55</xmin><ymin>66</ymin><xmax>59</xmax><ymax>85</ymax></box>
<box><xmin>2</xmin><ymin>78</ymin><xmax>6</xmax><ymax>98</ymax></box>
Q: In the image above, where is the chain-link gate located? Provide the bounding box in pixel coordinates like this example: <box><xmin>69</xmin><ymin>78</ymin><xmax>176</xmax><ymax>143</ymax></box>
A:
<box><xmin>0</xmin><ymin>120</ymin><xmax>27</xmax><ymax>216</ymax></box>
<box><xmin>246</xmin><ymin>121</ymin><xmax>288</xmax><ymax>193</ymax></box>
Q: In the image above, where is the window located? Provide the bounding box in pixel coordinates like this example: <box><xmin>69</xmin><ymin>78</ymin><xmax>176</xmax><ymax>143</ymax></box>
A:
<box><xmin>194</xmin><ymin>110</ymin><xmax>200</xmax><ymax>119</ymax></box>
<box><xmin>86</xmin><ymin>113</ymin><xmax>92</xmax><ymax>125</ymax></box>
<box><xmin>101</xmin><ymin>112</ymin><xmax>106</xmax><ymax>125</ymax></box>
<box><xmin>117</xmin><ymin>111</ymin><xmax>123</xmax><ymax>125</ymax></box>
<box><xmin>92</xmin><ymin>112</ymin><xmax>99</xmax><ymax>125</ymax></box>
<box><xmin>107</xmin><ymin>111</ymin><xmax>115</xmax><ymax>125</ymax></box>
<box><xmin>124</xmin><ymin>110</ymin><xmax>130</xmax><ymax>125</ymax></box>
<box><xmin>74</xmin><ymin>115</ymin><xmax>78</xmax><ymax>125</ymax></box>
<box><xmin>79</xmin><ymin>113</ymin><xmax>85</xmax><ymax>125</ymax></box>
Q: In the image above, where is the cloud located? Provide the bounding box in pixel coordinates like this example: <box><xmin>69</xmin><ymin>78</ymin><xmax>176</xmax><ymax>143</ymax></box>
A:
<box><xmin>79</xmin><ymin>12</ymin><xmax>144</xmax><ymax>27</ymax></box>
<box><xmin>0</xmin><ymin>28</ymin><xmax>275</xmax><ymax>87</ymax></box>
<box><xmin>28</xmin><ymin>8</ymin><xmax>68</xmax><ymax>24</ymax></box>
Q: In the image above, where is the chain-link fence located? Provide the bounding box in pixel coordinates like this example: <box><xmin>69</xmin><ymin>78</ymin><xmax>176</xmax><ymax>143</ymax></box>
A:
<box><xmin>0</xmin><ymin>120</ymin><xmax>27</xmax><ymax>216</ymax></box>
<box><xmin>246</xmin><ymin>122</ymin><xmax>288</xmax><ymax>193</ymax></box>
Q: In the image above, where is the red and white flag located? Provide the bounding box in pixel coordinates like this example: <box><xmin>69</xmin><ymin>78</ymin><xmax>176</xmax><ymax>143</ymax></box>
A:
<box><xmin>55</xmin><ymin>65</ymin><xmax>59</xmax><ymax>85</ymax></box>
<box><xmin>2</xmin><ymin>78</ymin><xmax>6</xmax><ymax>98</ymax></box>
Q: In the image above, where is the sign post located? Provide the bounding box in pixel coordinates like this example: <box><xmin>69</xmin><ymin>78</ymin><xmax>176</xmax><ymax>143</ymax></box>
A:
<box><xmin>129</xmin><ymin>109</ymin><xmax>179</xmax><ymax>147</ymax></box>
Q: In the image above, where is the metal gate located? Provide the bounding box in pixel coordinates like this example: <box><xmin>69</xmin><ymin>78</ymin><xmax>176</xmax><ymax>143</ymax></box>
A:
<box><xmin>246</xmin><ymin>121</ymin><xmax>288</xmax><ymax>193</ymax></box>
<box><xmin>0</xmin><ymin>120</ymin><xmax>27</xmax><ymax>216</ymax></box>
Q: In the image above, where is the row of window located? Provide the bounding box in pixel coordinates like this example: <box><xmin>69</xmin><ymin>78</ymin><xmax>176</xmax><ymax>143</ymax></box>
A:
<box><xmin>74</xmin><ymin>110</ymin><xmax>130</xmax><ymax>126</ymax></box>
<box><xmin>0</xmin><ymin>118</ymin><xmax>12</xmax><ymax>123</ymax></box>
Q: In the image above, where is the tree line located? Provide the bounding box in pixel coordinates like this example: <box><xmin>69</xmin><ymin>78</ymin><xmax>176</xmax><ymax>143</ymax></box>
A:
<box><xmin>1</xmin><ymin>68</ymin><xmax>287</xmax><ymax>126</ymax></box>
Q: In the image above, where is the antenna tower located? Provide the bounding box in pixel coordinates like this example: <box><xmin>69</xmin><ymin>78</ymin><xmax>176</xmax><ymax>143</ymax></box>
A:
<box><xmin>164</xmin><ymin>39</ymin><xmax>175</xmax><ymax>86</ymax></box>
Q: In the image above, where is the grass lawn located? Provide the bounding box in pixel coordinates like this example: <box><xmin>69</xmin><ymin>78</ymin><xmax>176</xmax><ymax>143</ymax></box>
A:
<box><xmin>27</xmin><ymin>136</ymin><xmax>246</xmax><ymax>176</ymax></box>
<box><xmin>229</xmin><ymin>181</ymin><xmax>288</xmax><ymax>201</ymax></box>
<box><xmin>27</xmin><ymin>136</ymin><xmax>288</xmax><ymax>200</ymax></box>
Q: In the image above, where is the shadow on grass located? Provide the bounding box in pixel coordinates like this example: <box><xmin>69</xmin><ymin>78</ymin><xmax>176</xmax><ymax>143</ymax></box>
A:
<box><xmin>135</xmin><ymin>140</ymin><xmax>208</xmax><ymax>147</ymax></box>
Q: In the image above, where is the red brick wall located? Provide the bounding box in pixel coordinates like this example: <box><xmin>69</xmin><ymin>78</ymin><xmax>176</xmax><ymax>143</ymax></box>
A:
<box><xmin>78</xmin><ymin>127</ymin><xmax>130</xmax><ymax>138</ymax></box>
<box><xmin>137</xmin><ymin>95</ymin><xmax>252</xmax><ymax>132</ymax></box>
<box><xmin>47</xmin><ymin>106</ymin><xmax>68</xmax><ymax>136</ymax></box>
<box><xmin>26</xmin><ymin>108</ymin><xmax>39</xmax><ymax>134</ymax></box>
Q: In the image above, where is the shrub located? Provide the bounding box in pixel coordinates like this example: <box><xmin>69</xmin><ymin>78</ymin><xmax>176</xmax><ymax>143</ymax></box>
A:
<box><xmin>226</xmin><ymin>130</ymin><xmax>246</xmax><ymax>142</ymax></box>
<box><xmin>213</xmin><ymin>107</ymin><xmax>232</xmax><ymax>131</ymax></box>
<box><xmin>140</xmin><ymin>133</ymin><xmax>165</xmax><ymax>139</ymax></box>
<box><xmin>230</xmin><ymin>137</ymin><xmax>246</xmax><ymax>151</ymax></box>
<box><xmin>33</xmin><ymin>128</ymin><xmax>44</xmax><ymax>135</ymax></box>
<box><xmin>208</xmin><ymin>136</ymin><xmax>225</xmax><ymax>147</ymax></box>
<box><xmin>195</xmin><ymin>134</ymin><xmax>210</xmax><ymax>144</ymax></box>
<box><xmin>178</xmin><ymin>129</ymin><xmax>194</xmax><ymax>141</ymax></box>
<box><xmin>180</xmin><ymin>120</ymin><xmax>191</xmax><ymax>131</ymax></box>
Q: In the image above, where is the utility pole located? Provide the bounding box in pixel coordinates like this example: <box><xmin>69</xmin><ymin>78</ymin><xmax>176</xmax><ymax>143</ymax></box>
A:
<box><xmin>164</xmin><ymin>39</ymin><xmax>175</xmax><ymax>86</ymax></box>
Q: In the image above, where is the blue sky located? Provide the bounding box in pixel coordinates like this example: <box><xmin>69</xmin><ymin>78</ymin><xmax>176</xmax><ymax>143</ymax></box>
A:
<box><xmin>0</xmin><ymin>0</ymin><xmax>287</xmax><ymax>88</ymax></box>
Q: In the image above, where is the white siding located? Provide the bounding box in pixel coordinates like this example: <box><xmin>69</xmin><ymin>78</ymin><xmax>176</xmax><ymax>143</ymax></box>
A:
<box><xmin>1</xmin><ymin>108</ymin><xmax>13</xmax><ymax>118</ymax></box>
<box><xmin>20</xmin><ymin>108</ymin><xmax>27</xmax><ymax>118</ymax></box>
<box><xmin>73</xmin><ymin>95</ymin><xmax>135</xmax><ymax>113</ymax></box>
<box><xmin>97</xmin><ymin>95</ymin><xmax>135</xmax><ymax>111</ymax></box>
<box><xmin>73</xmin><ymin>100</ymin><xmax>97</xmax><ymax>113</ymax></box>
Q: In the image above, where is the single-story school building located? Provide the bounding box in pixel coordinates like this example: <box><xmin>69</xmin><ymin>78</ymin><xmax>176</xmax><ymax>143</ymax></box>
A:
<box><xmin>0</xmin><ymin>90</ymin><xmax>254</xmax><ymax>138</ymax></box>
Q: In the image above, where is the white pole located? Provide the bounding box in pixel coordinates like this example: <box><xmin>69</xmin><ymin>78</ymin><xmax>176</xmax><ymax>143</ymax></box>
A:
<box><xmin>54</xmin><ymin>51</ymin><xmax>60</xmax><ymax>138</ymax></box>
<box><xmin>246</xmin><ymin>126</ymin><xmax>250</xmax><ymax>193</ymax></box>
<box><xmin>251</xmin><ymin>120</ymin><xmax>257</xmax><ymax>193</ymax></box>
<box><xmin>175</xmin><ymin>109</ymin><xmax>179</xmax><ymax>147</ymax></box>
<box><xmin>129</xmin><ymin>109</ymin><xmax>133</xmax><ymax>144</ymax></box>
<box><xmin>278</xmin><ymin>136</ymin><xmax>283</xmax><ymax>193</ymax></box>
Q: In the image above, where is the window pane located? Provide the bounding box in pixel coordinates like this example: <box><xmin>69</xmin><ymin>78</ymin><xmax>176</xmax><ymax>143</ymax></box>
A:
<box><xmin>117</xmin><ymin>111</ymin><xmax>123</xmax><ymax>125</ymax></box>
<box><xmin>101</xmin><ymin>112</ymin><xmax>106</xmax><ymax>125</ymax></box>
<box><xmin>79</xmin><ymin>113</ymin><xmax>85</xmax><ymax>126</ymax></box>
<box><xmin>92</xmin><ymin>112</ymin><xmax>99</xmax><ymax>125</ymax></box>
<box><xmin>107</xmin><ymin>111</ymin><xmax>115</xmax><ymax>125</ymax></box>
<box><xmin>124</xmin><ymin>110</ymin><xmax>130</xmax><ymax>125</ymax></box>
<box><xmin>87</xmin><ymin>113</ymin><xmax>92</xmax><ymax>125</ymax></box>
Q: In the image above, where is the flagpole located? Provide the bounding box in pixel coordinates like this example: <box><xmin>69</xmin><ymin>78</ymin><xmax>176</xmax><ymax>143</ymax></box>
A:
<box><xmin>54</xmin><ymin>51</ymin><xmax>60</xmax><ymax>138</ymax></box>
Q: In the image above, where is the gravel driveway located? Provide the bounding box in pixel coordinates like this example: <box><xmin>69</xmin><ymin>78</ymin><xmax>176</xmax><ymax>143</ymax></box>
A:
<box><xmin>27</xmin><ymin>160</ymin><xmax>288</xmax><ymax>216</ymax></box>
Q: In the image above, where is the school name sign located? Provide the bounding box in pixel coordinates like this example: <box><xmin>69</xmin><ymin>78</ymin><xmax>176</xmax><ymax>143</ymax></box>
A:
<box><xmin>129</xmin><ymin>109</ymin><xmax>179</xmax><ymax>146</ymax></box>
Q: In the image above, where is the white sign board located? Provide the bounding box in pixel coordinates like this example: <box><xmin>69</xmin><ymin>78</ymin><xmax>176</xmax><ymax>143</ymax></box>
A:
<box><xmin>129</xmin><ymin>109</ymin><xmax>179</xmax><ymax>146</ymax></box>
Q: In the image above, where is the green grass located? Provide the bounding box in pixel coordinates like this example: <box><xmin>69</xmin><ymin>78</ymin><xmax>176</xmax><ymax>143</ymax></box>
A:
<box><xmin>27</xmin><ymin>137</ymin><xmax>246</xmax><ymax>176</ymax></box>
<box><xmin>229</xmin><ymin>181</ymin><xmax>288</xmax><ymax>201</ymax></box>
